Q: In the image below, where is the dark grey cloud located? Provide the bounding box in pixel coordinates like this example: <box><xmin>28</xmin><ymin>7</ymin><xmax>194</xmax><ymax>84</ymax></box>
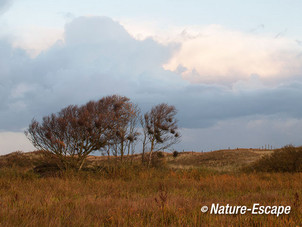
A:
<box><xmin>178</xmin><ymin>116</ymin><xmax>302</xmax><ymax>152</ymax></box>
<box><xmin>1</xmin><ymin>16</ymin><xmax>302</xmax><ymax>133</ymax></box>
<box><xmin>174</xmin><ymin>82</ymin><xmax>302</xmax><ymax>128</ymax></box>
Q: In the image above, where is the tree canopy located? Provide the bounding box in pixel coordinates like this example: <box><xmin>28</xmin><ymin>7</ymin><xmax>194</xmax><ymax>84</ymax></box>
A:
<box><xmin>25</xmin><ymin>95</ymin><xmax>180</xmax><ymax>170</ymax></box>
<box><xmin>25</xmin><ymin>95</ymin><xmax>137</xmax><ymax>170</ymax></box>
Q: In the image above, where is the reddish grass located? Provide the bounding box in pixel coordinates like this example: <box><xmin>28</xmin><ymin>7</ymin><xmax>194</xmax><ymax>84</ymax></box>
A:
<box><xmin>0</xmin><ymin>167</ymin><xmax>301</xmax><ymax>226</ymax></box>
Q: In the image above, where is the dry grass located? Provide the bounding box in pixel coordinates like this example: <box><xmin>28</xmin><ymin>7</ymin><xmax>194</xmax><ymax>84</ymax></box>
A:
<box><xmin>0</xmin><ymin>167</ymin><xmax>301</xmax><ymax>226</ymax></box>
<box><xmin>166</xmin><ymin>149</ymin><xmax>273</xmax><ymax>172</ymax></box>
<box><xmin>0</xmin><ymin>149</ymin><xmax>300</xmax><ymax>226</ymax></box>
<box><xmin>83</xmin><ymin>148</ymin><xmax>273</xmax><ymax>172</ymax></box>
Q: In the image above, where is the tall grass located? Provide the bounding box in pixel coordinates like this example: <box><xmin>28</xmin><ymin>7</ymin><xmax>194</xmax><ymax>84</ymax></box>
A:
<box><xmin>0</xmin><ymin>167</ymin><xmax>301</xmax><ymax>226</ymax></box>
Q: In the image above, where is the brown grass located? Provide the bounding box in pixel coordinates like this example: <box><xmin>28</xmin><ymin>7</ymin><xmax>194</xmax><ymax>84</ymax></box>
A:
<box><xmin>0</xmin><ymin>149</ymin><xmax>300</xmax><ymax>226</ymax></box>
<box><xmin>0</xmin><ymin>167</ymin><xmax>301</xmax><ymax>226</ymax></box>
<box><xmin>166</xmin><ymin>148</ymin><xmax>273</xmax><ymax>172</ymax></box>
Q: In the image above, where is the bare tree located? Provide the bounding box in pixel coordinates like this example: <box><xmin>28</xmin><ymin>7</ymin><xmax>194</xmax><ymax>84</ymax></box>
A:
<box><xmin>140</xmin><ymin>114</ymin><xmax>149</xmax><ymax>164</ymax></box>
<box><xmin>142</xmin><ymin>103</ymin><xmax>181</xmax><ymax>166</ymax></box>
<box><xmin>103</xmin><ymin>99</ymin><xmax>140</xmax><ymax>162</ymax></box>
<box><xmin>125</xmin><ymin>105</ymin><xmax>140</xmax><ymax>161</ymax></box>
<box><xmin>25</xmin><ymin>95</ymin><xmax>134</xmax><ymax>170</ymax></box>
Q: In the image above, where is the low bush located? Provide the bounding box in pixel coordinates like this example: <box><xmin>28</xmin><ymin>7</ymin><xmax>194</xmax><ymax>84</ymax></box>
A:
<box><xmin>147</xmin><ymin>151</ymin><xmax>167</xmax><ymax>168</ymax></box>
<box><xmin>246</xmin><ymin>145</ymin><xmax>302</xmax><ymax>172</ymax></box>
<box><xmin>172</xmin><ymin>150</ymin><xmax>179</xmax><ymax>158</ymax></box>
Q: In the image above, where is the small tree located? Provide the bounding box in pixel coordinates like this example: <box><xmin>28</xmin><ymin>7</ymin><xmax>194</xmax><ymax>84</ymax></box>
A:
<box><xmin>125</xmin><ymin>105</ymin><xmax>141</xmax><ymax>162</ymax></box>
<box><xmin>25</xmin><ymin>95</ymin><xmax>133</xmax><ymax>170</ymax></box>
<box><xmin>142</xmin><ymin>103</ymin><xmax>180</xmax><ymax>167</ymax></box>
<box><xmin>105</xmin><ymin>100</ymin><xmax>140</xmax><ymax>162</ymax></box>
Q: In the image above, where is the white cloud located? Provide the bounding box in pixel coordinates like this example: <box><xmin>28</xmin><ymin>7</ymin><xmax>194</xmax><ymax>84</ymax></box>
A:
<box><xmin>163</xmin><ymin>25</ymin><xmax>302</xmax><ymax>84</ymax></box>
<box><xmin>120</xmin><ymin>22</ymin><xmax>302</xmax><ymax>84</ymax></box>
<box><xmin>120</xmin><ymin>19</ymin><xmax>182</xmax><ymax>44</ymax></box>
<box><xmin>1</xmin><ymin>16</ymin><xmax>302</xmax><ymax>132</ymax></box>
<box><xmin>8</xmin><ymin>18</ymin><xmax>302</xmax><ymax>84</ymax></box>
<box><xmin>0</xmin><ymin>16</ymin><xmax>185</xmax><ymax>131</ymax></box>
<box><xmin>12</xmin><ymin>26</ymin><xmax>64</xmax><ymax>57</ymax></box>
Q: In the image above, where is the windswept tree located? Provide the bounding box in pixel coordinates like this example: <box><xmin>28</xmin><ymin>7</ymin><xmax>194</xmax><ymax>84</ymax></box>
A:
<box><xmin>104</xmin><ymin>98</ymin><xmax>140</xmax><ymax>161</ymax></box>
<box><xmin>142</xmin><ymin>103</ymin><xmax>181</xmax><ymax>166</ymax></box>
<box><xmin>25</xmin><ymin>95</ymin><xmax>134</xmax><ymax>170</ymax></box>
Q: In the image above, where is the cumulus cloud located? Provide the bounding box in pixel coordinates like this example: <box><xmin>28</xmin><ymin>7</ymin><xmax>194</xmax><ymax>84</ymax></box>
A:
<box><xmin>1</xmin><ymin>16</ymin><xmax>302</xmax><ymax>154</ymax></box>
<box><xmin>12</xmin><ymin>26</ymin><xmax>64</xmax><ymax>57</ymax></box>
<box><xmin>1</xmin><ymin>16</ymin><xmax>302</xmax><ymax>129</ymax></box>
<box><xmin>163</xmin><ymin>25</ymin><xmax>302</xmax><ymax>84</ymax></box>
<box><xmin>0</xmin><ymin>16</ymin><xmax>184</xmax><ymax>131</ymax></box>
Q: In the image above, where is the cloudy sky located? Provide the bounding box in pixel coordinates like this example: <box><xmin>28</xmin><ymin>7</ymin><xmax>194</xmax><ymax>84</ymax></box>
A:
<box><xmin>1</xmin><ymin>0</ymin><xmax>302</xmax><ymax>154</ymax></box>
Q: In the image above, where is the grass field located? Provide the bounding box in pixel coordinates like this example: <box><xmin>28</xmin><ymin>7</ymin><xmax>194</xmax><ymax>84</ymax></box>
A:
<box><xmin>0</xmin><ymin>149</ymin><xmax>301</xmax><ymax>226</ymax></box>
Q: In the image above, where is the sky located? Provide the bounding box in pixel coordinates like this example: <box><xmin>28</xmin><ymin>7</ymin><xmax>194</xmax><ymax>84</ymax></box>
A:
<box><xmin>1</xmin><ymin>0</ymin><xmax>302</xmax><ymax>154</ymax></box>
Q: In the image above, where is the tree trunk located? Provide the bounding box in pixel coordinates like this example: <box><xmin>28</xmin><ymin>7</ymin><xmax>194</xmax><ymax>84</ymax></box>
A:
<box><xmin>78</xmin><ymin>157</ymin><xmax>86</xmax><ymax>171</ymax></box>
<box><xmin>142</xmin><ymin>133</ymin><xmax>147</xmax><ymax>164</ymax></box>
<box><xmin>148</xmin><ymin>140</ymin><xmax>154</xmax><ymax>168</ymax></box>
<box><xmin>120</xmin><ymin>140</ymin><xmax>124</xmax><ymax>162</ymax></box>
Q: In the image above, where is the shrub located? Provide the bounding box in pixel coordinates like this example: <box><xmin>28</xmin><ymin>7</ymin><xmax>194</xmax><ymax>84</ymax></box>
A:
<box><xmin>157</xmin><ymin>151</ymin><xmax>165</xmax><ymax>158</ymax></box>
<box><xmin>146</xmin><ymin>151</ymin><xmax>167</xmax><ymax>168</ymax></box>
<box><xmin>247</xmin><ymin>145</ymin><xmax>302</xmax><ymax>172</ymax></box>
<box><xmin>172</xmin><ymin>150</ymin><xmax>179</xmax><ymax>158</ymax></box>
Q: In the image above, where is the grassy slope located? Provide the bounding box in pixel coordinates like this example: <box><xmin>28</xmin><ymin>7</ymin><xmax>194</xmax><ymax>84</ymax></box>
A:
<box><xmin>84</xmin><ymin>148</ymin><xmax>274</xmax><ymax>172</ymax></box>
<box><xmin>166</xmin><ymin>149</ymin><xmax>274</xmax><ymax>172</ymax></box>
<box><xmin>0</xmin><ymin>148</ymin><xmax>273</xmax><ymax>172</ymax></box>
